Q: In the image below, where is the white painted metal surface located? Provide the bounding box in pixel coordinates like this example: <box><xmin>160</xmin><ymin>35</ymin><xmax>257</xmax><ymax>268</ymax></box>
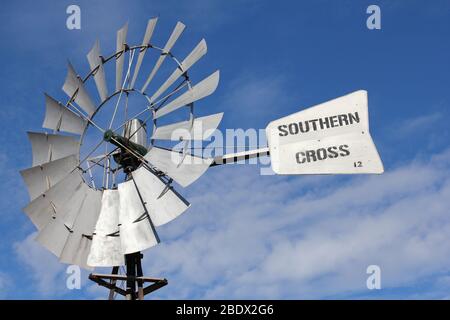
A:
<box><xmin>87</xmin><ymin>40</ymin><xmax>108</xmax><ymax>102</ymax></box>
<box><xmin>88</xmin><ymin>190</ymin><xmax>124</xmax><ymax>267</ymax></box>
<box><xmin>119</xmin><ymin>221</ymin><xmax>158</xmax><ymax>255</ymax></box>
<box><xmin>212</xmin><ymin>147</ymin><xmax>270</xmax><ymax>166</ymax></box>
<box><xmin>23</xmin><ymin>171</ymin><xmax>84</xmax><ymax>230</ymax></box>
<box><xmin>43</xmin><ymin>94</ymin><xmax>87</xmax><ymax>135</ymax></box>
<box><xmin>36</xmin><ymin>182</ymin><xmax>89</xmax><ymax>258</ymax></box>
<box><xmin>155</xmin><ymin>70</ymin><xmax>220</xmax><ymax>119</ymax></box>
<box><xmin>62</xmin><ymin>62</ymin><xmax>96</xmax><ymax>117</ymax></box>
<box><xmin>59</xmin><ymin>188</ymin><xmax>102</xmax><ymax>268</ymax></box>
<box><xmin>63</xmin><ymin>236</ymin><xmax>93</xmax><ymax>269</ymax></box>
<box><xmin>116</xmin><ymin>23</ymin><xmax>128</xmax><ymax>91</ymax></box>
<box><xmin>123</xmin><ymin>119</ymin><xmax>147</xmax><ymax>146</ymax></box>
<box><xmin>36</xmin><ymin>216</ymin><xmax>71</xmax><ymax>257</ymax></box>
<box><xmin>141</xmin><ymin>21</ymin><xmax>185</xmax><ymax>93</ymax></box>
<box><xmin>118</xmin><ymin>180</ymin><xmax>159</xmax><ymax>254</ymax></box>
<box><xmin>20</xmin><ymin>155</ymin><xmax>78</xmax><ymax>201</ymax></box>
<box><xmin>152</xmin><ymin>112</ymin><xmax>223</xmax><ymax>140</ymax></box>
<box><xmin>266</xmin><ymin>90</ymin><xmax>384</xmax><ymax>174</ymax></box>
<box><xmin>149</xmin><ymin>38</ymin><xmax>207</xmax><ymax>103</ymax></box>
<box><xmin>88</xmin><ymin>234</ymin><xmax>123</xmax><ymax>267</ymax></box>
<box><xmin>132</xmin><ymin>167</ymin><xmax>190</xmax><ymax>226</ymax></box>
<box><xmin>92</xmin><ymin>190</ymin><xmax>121</xmax><ymax>235</ymax></box>
<box><xmin>27</xmin><ymin>132</ymin><xmax>79</xmax><ymax>167</ymax></box>
<box><xmin>145</xmin><ymin>147</ymin><xmax>213</xmax><ymax>187</ymax></box>
<box><xmin>61</xmin><ymin>182</ymin><xmax>92</xmax><ymax>230</ymax></box>
<box><xmin>130</xmin><ymin>18</ymin><xmax>158</xmax><ymax>89</ymax></box>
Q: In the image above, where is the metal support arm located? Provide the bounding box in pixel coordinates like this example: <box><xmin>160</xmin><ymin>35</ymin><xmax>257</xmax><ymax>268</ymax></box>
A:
<box><xmin>210</xmin><ymin>147</ymin><xmax>270</xmax><ymax>167</ymax></box>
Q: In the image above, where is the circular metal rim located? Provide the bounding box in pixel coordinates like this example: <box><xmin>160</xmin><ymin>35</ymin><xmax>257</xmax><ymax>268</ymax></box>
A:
<box><xmin>64</xmin><ymin>42</ymin><xmax>196</xmax><ymax>190</ymax></box>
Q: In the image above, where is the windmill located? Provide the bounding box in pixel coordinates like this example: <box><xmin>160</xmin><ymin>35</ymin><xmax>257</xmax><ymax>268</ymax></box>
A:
<box><xmin>20</xmin><ymin>18</ymin><xmax>384</xmax><ymax>300</ymax></box>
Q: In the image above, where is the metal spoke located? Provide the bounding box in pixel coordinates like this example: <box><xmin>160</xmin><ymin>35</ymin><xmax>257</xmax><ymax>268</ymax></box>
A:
<box><xmin>76</xmin><ymin>139</ymin><xmax>105</xmax><ymax>170</ymax></box>
<box><xmin>87</xmin><ymin>152</ymin><xmax>118</xmax><ymax>161</ymax></box>
<box><xmin>87</xmin><ymin>165</ymin><xmax>96</xmax><ymax>189</ymax></box>
<box><xmin>102</xmin><ymin>144</ymin><xmax>108</xmax><ymax>188</ymax></box>
<box><xmin>110</xmin><ymin>137</ymin><xmax>148</xmax><ymax>164</ymax></box>
<box><xmin>153</xmin><ymin>79</ymin><xmax>189</xmax><ymax>112</ymax></box>
<box><xmin>109</xmin><ymin>49</ymin><xmax>136</xmax><ymax>130</ymax></box>
<box><xmin>106</xmin><ymin>156</ymin><xmax>111</xmax><ymax>188</ymax></box>
<box><xmin>113</xmin><ymin>79</ymin><xmax>188</xmax><ymax>134</ymax></box>
<box><xmin>68</xmin><ymin>102</ymin><xmax>105</xmax><ymax>134</ymax></box>
<box><xmin>124</xmin><ymin>94</ymin><xmax>129</xmax><ymax>126</ymax></box>
<box><xmin>84</xmin><ymin>147</ymin><xmax>119</xmax><ymax>173</ymax></box>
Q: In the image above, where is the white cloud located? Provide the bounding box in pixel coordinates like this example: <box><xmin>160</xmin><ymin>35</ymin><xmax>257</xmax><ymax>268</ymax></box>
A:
<box><xmin>13</xmin><ymin>232</ymin><xmax>97</xmax><ymax>298</ymax></box>
<box><xmin>14</xmin><ymin>233</ymin><xmax>67</xmax><ymax>297</ymax></box>
<box><xmin>138</xmin><ymin>148</ymin><xmax>450</xmax><ymax>299</ymax></box>
<box><xmin>395</xmin><ymin>112</ymin><xmax>442</xmax><ymax>137</ymax></box>
<box><xmin>13</xmin><ymin>148</ymin><xmax>450</xmax><ymax>299</ymax></box>
<box><xmin>0</xmin><ymin>271</ymin><xmax>12</xmax><ymax>298</ymax></box>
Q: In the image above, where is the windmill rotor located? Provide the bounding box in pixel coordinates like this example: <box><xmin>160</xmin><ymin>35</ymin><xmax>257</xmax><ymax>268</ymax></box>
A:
<box><xmin>21</xmin><ymin>18</ymin><xmax>222</xmax><ymax>298</ymax></box>
<box><xmin>21</xmin><ymin>17</ymin><xmax>384</xmax><ymax>300</ymax></box>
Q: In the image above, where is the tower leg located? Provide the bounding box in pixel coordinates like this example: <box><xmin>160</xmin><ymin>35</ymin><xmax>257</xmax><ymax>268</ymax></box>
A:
<box><xmin>136</xmin><ymin>253</ymin><xmax>144</xmax><ymax>300</ymax></box>
<box><xmin>108</xmin><ymin>266</ymin><xmax>120</xmax><ymax>300</ymax></box>
<box><xmin>125</xmin><ymin>253</ymin><xmax>137</xmax><ymax>300</ymax></box>
<box><xmin>89</xmin><ymin>252</ymin><xmax>167</xmax><ymax>300</ymax></box>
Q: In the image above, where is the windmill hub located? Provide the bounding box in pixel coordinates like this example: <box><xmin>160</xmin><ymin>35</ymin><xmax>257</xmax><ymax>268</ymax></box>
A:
<box><xmin>103</xmin><ymin>119</ymin><xmax>148</xmax><ymax>174</ymax></box>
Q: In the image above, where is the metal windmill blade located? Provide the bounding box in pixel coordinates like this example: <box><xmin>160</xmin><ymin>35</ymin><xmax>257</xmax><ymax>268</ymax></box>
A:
<box><xmin>87</xmin><ymin>41</ymin><xmax>108</xmax><ymax>102</ymax></box>
<box><xmin>43</xmin><ymin>94</ymin><xmax>87</xmax><ymax>135</ymax></box>
<box><xmin>22</xmin><ymin>17</ymin><xmax>384</xmax><ymax>300</ymax></box>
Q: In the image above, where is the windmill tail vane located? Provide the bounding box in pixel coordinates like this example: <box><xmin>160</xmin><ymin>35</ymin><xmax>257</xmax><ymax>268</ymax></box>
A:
<box><xmin>20</xmin><ymin>17</ymin><xmax>383</xmax><ymax>299</ymax></box>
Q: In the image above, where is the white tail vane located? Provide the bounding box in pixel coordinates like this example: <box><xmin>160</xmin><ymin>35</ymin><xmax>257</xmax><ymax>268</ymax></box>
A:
<box><xmin>266</xmin><ymin>90</ymin><xmax>384</xmax><ymax>175</ymax></box>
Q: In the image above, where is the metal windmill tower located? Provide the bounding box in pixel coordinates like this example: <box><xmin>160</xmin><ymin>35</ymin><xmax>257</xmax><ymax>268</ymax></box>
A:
<box><xmin>20</xmin><ymin>18</ymin><xmax>384</xmax><ymax>300</ymax></box>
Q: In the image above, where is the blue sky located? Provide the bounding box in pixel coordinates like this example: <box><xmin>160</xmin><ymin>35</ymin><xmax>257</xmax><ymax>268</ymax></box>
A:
<box><xmin>1</xmin><ymin>0</ymin><xmax>450</xmax><ymax>299</ymax></box>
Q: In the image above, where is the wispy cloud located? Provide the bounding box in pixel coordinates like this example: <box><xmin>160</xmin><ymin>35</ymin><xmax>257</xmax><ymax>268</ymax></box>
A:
<box><xmin>0</xmin><ymin>271</ymin><xmax>12</xmax><ymax>298</ymax></box>
<box><xmin>14</xmin><ymin>233</ymin><xmax>67</xmax><ymax>297</ymax></box>
<box><xmin>135</xmin><ymin>148</ymin><xmax>450</xmax><ymax>299</ymax></box>
<box><xmin>395</xmin><ymin>112</ymin><xmax>442</xmax><ymax>137</ymax></box>
<box><xmin>13</xmin><ymin>147</ymin><xmax>450</xmax><ymax>299</ymax></box>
